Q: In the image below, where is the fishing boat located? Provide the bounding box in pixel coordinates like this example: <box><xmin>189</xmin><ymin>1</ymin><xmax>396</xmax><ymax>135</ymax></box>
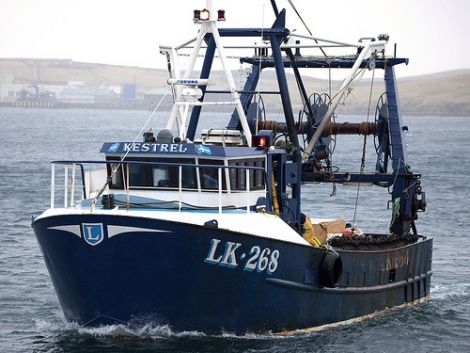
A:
<box><xmin>32</xmin><ymin>0</ymin><xmax>432</xmax><ymax>334</ymax></box>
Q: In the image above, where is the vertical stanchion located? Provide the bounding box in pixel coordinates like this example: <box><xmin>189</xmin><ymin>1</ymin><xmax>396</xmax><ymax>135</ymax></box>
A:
<box><xmin>218</xmin><ymin>167</ymin><xmax>222</xmax><ymax>214</ymax></box>
<box><xmin>126</xmin><ymin>163</ymin><xmax>130</xmax><ymax>210</ymax></box>
<box><xmin>246</xmin><ymin>169</ymin><xmax>250</xmax><ymax>214</ymax></box>
<box><xmin>64</xmin><ymin>165</ymin><xmax>68</xmax><ymax>207</ymax></box>
<box><xmin>51</xmin><ymin>164</ymin><xmax>55</xmax><ymax>208</ymax></box>
<box><xmin>179</xmin><ymin>166</ymin><xmax>182</xmax><ymax>212</ymax></box>
<box><xmin>70</xmin><ymin>163</ymin><xmax>76</xmax><ymax>207</ymax></box>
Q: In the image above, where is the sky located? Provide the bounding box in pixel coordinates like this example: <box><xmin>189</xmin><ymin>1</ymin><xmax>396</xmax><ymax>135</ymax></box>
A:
<box><xmin>1</xmin><ymin>0</ymin><xmax>469</xmax><ymax>77</ymax></box>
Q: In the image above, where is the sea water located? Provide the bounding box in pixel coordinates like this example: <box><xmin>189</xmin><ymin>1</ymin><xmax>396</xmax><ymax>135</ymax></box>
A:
<box><xmin>0</xmin><ymin>108</ymin><xmax>469</xmax><ymax>352</ymax></box>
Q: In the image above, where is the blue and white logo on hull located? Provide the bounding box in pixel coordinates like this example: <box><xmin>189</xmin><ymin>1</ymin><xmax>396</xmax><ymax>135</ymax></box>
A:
<box><xmin>82</xmin><ymin>223</ymin><xmax>104</xmax><ymax>246</ymax></box>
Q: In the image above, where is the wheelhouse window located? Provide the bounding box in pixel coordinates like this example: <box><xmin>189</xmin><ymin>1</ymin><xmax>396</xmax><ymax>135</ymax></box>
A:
<box><xmin>106</xmin><ymin>157</ymin><xmax>264</xmax><ymax>192</ymax></box>
<box><xmin>107</xmin><ymin>158</ymin><xmax>196</xmax><ymax>190</ymax></box>
<box><xmin>228</xmin><ymin>158</ymin><xmax>265</xmax><ymax>191</ymax></box>
<box><xmin>110</xmin><ymin>163</ymin><xmax>124</xmax><ymax>187</ymax></box>
<box><xmin>198</xmin><ymin>159</ymin><xmax>226</xmax><ymax>190</ymax></box>
<box><xmin>129</xmin><ymin>163</ymin><xmax>150</xmax><ymax>187</ymax></box>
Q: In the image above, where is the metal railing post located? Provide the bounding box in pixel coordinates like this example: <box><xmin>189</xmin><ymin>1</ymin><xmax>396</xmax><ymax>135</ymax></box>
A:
<box><xmin>126</xmin><ymin>163</ymin><xmax>130</xmax><ymax>210</ymax></box>
<box><xmin>51</xmin><ymin>163</ymin><xmax>55</xmax><ymax>208</ymax></box>
<box><xmin>218</xmin><ymin>167</ymin><xmax>222</xmax><ymax>214</ymax></box>
<box><xmin>178</xmin><ymin>166</ymin><xmax>182</xmax><ymax>212</ymax></box>
<box><xmin>64</xmin><ymin>165</ymin><xmax>68</xmax><ymax>208</ymax></box>
<box><xmin>246</xmin><ymin>169</ymin><xmax>250</xmax><ymax>214</ymax></box>
<box><xmin>70</xmin><ymin>163</ymin><xmax>76</xmax><ymax>207</ymax></box>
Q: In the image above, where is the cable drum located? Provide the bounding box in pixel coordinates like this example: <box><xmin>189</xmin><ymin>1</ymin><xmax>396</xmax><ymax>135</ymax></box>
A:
<box><xmin>319</xmin><ymin>251</ymin><xmax>342</xmax><ymax>288</ymax></box>
<box><xmin>374</xmin><ymin>92</ymin><xmax>391</xmax><ymax>173</ymax></box>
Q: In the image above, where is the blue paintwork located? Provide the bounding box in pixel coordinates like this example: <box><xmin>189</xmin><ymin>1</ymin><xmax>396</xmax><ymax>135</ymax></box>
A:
<box><xmin>385</xmin><ymin>66</ymin><xmax>408</xmax><ymax>173</ymax></box>
<box><xmin>33</xmin><ymin>213</ymin><xmax>432</xmax><ymax>332</ymax></box>
<box><xmin>240</xmin><ymin>57</ymin><xmax>409</xmax><ymax>69</ymax></box>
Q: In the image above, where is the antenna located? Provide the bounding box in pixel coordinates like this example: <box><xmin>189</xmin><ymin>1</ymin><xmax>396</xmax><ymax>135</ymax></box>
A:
<box><xmin>270</xmin><ymin>0</ymin><xmax>328</xmax><ymax>58</ymax></box>
<box><xmin>287</xmin><ymin>0</ymin><xmax>327</xmax><ymax>57</ymax></box>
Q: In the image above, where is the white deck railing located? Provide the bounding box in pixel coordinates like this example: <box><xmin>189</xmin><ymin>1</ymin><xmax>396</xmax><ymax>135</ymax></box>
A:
<box><xmin>50</xmin><ymin>160</ymin><xmax>268</xmax><ymax>214</ymax></box>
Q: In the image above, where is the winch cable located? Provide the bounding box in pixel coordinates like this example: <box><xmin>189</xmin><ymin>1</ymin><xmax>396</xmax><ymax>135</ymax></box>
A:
<box><xmin>317</xmin><ymin>65</ymin><xmax>367</xmax><ymax>116</ymax></box>
<box><xmin>352</xmin><ymin>65</ymin><xmax>376</xmax><ymax>225</ymax></box>
<box><xmin>91</xmin><ymin>87</ymin><xmax>171</xmax><ymax>211</ymax></box>
<box><xmin>287</xmin><ymin>0</ymin><xmax>328</xmax><ymax>58</ymax></box>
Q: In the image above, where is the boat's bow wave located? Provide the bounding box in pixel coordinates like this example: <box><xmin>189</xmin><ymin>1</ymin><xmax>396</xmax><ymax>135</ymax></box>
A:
<box><xmin>32</xmin><ymin>317</ymin><xmax>292</xmax><ymax>340</ymax></box>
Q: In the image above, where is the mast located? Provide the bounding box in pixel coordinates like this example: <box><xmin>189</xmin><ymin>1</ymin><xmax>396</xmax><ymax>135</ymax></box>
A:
<box><xmin>165</xmin><ymin>0</ymin><xmax>252</xmax><ymax>145</ymax></box>
<box><xmin>385</xmin><ymin>65</ymin><xmax>426</xmax><ymax>236</ymax></box>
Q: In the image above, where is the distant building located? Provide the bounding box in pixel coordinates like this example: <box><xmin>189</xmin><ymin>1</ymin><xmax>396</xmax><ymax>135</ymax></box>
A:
<box><xmin>0</xmin><ymin>82</ymin><xmax>59</xmax><ymax>105</ymax></box>
<box><xmin>0</xmin><ymin>71</ymin><xmax>14</xmax><ymax>84</ymax></box>
<box><xmin>58</xmin><ymin>83</ymin><xmax>119</xmax><ymax>104</ymax></box>
<box><xmin>0</xmin><ymin>71</ymin><xmax>15</xmax><ymax>103</ymax></box>
<box><xmin>122</xmin><ymin>83</ymin><xmax>137</xmax><ymax>100</ymax></box>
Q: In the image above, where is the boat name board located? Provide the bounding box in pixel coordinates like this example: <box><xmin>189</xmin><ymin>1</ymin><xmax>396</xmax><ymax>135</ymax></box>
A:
<box><xmin>101</xmin><ymin>142</ymin><xmax>269</xmax><ymax>157</ymax></box>
<box><xmin>204</xmin><ymin>238</ymin><xmax>280</xmax><ymax>275</ymax></box>
<box><xmin>101</xmin><ymin>142</ymin><xmax>216</xmax><ymax>155</ymax></box>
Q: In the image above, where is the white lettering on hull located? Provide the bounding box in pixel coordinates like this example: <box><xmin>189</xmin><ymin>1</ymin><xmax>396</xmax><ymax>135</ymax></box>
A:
<box><xmin>204</xmin><ymin>238</ymin><xmax>280</xmax><ymax>274</ymax></box>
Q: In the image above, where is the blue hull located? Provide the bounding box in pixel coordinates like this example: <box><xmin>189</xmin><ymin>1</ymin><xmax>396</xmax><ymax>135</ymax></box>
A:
<box><xmin>32</xmin><ymin>213</ymin><xmax>432</xmax><ymax>333</ymax></box>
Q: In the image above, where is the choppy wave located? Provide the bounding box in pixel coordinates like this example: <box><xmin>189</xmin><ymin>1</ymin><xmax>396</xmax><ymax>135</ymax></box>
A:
<box><xmin>430</xmin><ymin>282</ymin><xmax>470</xmax><ymax>301</ymax></box>
<box><xmin>34</xmin><ymin>319</ymin><xmax>206</xmax><ymax>339</ymax></box>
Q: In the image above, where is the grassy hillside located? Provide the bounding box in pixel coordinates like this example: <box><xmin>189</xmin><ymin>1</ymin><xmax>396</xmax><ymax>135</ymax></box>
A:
<box><xmin>344</xmin><ymin>70</ymin><xmax>470</xmax><ymax>116</ymax></box>
<box><xmin>0</xmin><ymin>58</ymin><xmax>165</xmax><ymax>94</ymax></box>
<box><xmin>1</xmin><ymin>58</ymin><xmax>469</xmax><ymax>116</ymax></box>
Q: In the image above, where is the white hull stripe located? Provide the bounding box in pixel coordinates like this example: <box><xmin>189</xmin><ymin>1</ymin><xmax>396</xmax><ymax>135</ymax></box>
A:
<box><xmin>107</xmin><ymin>225</ymin><xmax>171</xmax><ymax>238</ymax></box>
<box><xmin>47</xmin><ymin>225</ymin><xmax>81</xmax><ymax>238</ymax></box>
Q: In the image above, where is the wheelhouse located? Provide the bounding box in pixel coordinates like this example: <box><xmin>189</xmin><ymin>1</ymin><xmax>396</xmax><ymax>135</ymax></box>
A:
<box><xmin>76</xmin><ymin>141</ymin><xmax>271</xmax><ymax>211</ymax></box>
<box><xmin>106</xmin><ymin>156</ymin><xmax>266</xmax><ymax>193</ymax></box>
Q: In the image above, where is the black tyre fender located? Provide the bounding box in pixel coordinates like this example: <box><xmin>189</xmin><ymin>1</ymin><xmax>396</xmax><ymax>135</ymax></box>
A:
<box><xmin>320</xmin><ymin>251</ymin><xmax>342</xmax><ymax>288</ymax></box>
